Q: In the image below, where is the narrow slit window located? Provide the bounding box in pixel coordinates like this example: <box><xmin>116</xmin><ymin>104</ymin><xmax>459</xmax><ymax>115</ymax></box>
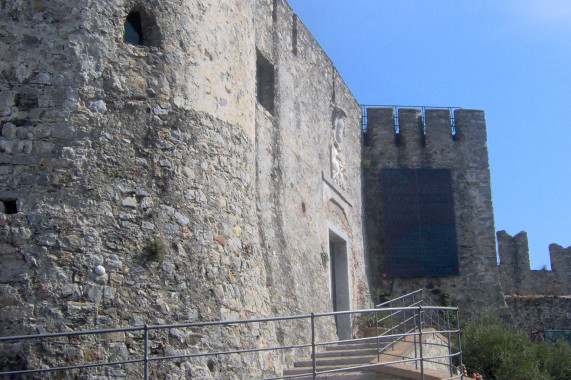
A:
<box><xmin>256</xmin><ymin>51</ymin><xmax>275</xmax><ymax>114</ymax></box>
<box><xmin>272</xmin><ymin>0</ymin><xmax>278</xmax><ymax>22</ymax></box>
<box><xmin>292</xmin><ymin>14</ymin><xmax>298</xmax><ymax>55</ymax></box>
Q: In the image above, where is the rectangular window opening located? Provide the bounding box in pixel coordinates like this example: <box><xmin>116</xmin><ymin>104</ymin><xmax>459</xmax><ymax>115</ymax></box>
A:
<box><xmin>292</xmin><ymin>14</ymin><xmax>298</xmax><ymax>55</ymax></box>
<box><xmin>256</xmin><ymin>50</ymin><xmax>275</xmax><ymax>115</ymax></box>
<box><xmin>1</xmin><ymin>199</ymin><xmax>18</xmax><ymax>214</ymax></box>
<box><xmin>272</xmin><ymin>0</ymin><xmax>278</xmax><ymax>22</ymax></box>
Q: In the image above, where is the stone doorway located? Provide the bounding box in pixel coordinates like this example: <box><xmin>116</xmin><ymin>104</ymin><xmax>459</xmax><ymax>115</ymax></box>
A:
<box><xmin>328</xmin><ymin>226</ymin><xmax>351</xmax><ymax>340</ymax></box>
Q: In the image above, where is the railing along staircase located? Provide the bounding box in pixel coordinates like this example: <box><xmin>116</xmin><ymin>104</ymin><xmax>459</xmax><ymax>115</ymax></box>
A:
<box><xmin>0</xmin><ymin>290</ymin><xmax>462</xmax><ymax>379</ymax></box>
<box><xmin>283</xmin><ymin>289</ymin><xmax>463</xmax><ymax>379</ymax></box>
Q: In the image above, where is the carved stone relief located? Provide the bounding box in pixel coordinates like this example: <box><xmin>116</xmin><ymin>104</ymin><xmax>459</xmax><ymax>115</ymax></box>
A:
<box><xmin>331</xmin><ymin>107</ymin><xmax>347</xmax><ymax>189</ymax></box>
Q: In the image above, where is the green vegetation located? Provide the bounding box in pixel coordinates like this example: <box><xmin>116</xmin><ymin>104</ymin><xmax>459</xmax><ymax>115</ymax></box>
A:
<box><xmin>144</xmin><ymin>238</ymin><xmax>166</xmax><ymax>262</ymax></box>
<box><xmin>461</xmin><ymin>309</ymin><xmax>571</xmax><ymax>380</ymax></box>
<box><xmin>320</xmin><ymin>251</ymin><xmax>329</xmax><ymax>269</ymax></box>
<box><xmin>357</xmin><ymin>310</ymin><xmax>392</xmax><ymax>328</ymax></box>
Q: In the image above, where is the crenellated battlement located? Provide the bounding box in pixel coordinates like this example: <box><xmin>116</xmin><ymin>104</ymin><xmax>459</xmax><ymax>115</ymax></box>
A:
<box><xmin>363</xmin><ymin>106</ymin><xmax>489</xmax><ymax>170</ymax></box>
<box><xmin>498</xmin><ymin>230</ymin><xmax>571</xmax><ymax>295</ymax></box>
<box><xmin>364</xmin><ymin>106</ymin><xmax>487</xmax><ymax>148</ymax></box>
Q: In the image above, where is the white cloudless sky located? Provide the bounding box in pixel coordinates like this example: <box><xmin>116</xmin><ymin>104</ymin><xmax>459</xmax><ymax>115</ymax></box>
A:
<box><xmin>287</xmin><ymin>0</ymin><xmax>571</xmax><ymax>269</ymax></box>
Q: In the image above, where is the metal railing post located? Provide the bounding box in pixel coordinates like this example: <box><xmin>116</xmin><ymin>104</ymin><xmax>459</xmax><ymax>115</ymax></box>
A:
<box><xmin>375</xmin><ymin>310</ymin><xmax>380</xmax><ymax>361</ymax></box>
<box><xmin>418</xmin><ymin>306</ymin><xmax>424</xmax><ymax>380</ymax></box>
<box><xmin>456</xmin><ymin>308</ymin><xmax>463</xmax><ymax>379</ymax></box>
<box><xmin>389</xmin><ymin>300</ymin><xmax>394</xmax><ymax>330</ymax></box>
<box><xmin>390</xmin><ymin>300</ymin><xmax>394</xmax><ymax>351</ymax></box>
<box><xmin>446</xmin><ymin>310</ymin><xmax>453</xmax><ymax>377</ymax></box>
<box><xmin>402</xmin><ymin>297</ymin><xmax>406</xmax><ymax>331</ymax></box>
<box><xmin>144</xmin><ymin>324</ymin><xmax>149</xmax><ymax>380</ymax></box>
<box><xmin>311</xmin><ymin>313</ymin><xmax>316</xmax><ymax>380</ymax></box>
<box><xmin>413</xmin><ymin>309</ymin><xmax>418</xmax><ymax>369</ymax></box>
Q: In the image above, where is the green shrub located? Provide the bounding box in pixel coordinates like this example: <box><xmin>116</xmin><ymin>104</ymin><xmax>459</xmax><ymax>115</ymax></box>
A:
<box><xmin>536</xmin><ymin>340</ymin><xmax>571</xmax><ymax>380</ymax></box>
<box><xmin>461</xmin><ymin>309</ymin><xmax>571</xmax><ymax>380</ymax></box>
<box><xmin>144</xmin><ymin>238</ymin><xmax>166</xmax><ymax>262</ymax></box>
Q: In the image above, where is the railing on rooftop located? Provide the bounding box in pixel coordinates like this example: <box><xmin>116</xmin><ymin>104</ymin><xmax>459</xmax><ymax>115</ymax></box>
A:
<box><xmin>0</xmin><ymin>289</ymin><xmax>463</xmax><ymax>379</ymax></box>
<box><xmin>361</xmin><ymin>105</ymin><xmax>462</xmax><ymax>135</ymax></box>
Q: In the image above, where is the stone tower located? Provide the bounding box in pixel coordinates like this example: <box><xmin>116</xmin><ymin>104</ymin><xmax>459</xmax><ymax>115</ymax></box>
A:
<box><xmin>363</xmin><ymin>107</ymin><xmax>506</xmax><ymax>311</ymax></box>
<box><xmin>0</xmin><ymin>0</ymin><xmax>369</xmax><ymax>377</ymax></box>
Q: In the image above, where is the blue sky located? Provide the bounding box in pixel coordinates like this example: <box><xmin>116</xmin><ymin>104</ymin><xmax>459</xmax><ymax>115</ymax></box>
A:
<box><xmin>287</xmin><ymin>0</ymin><xmax>571</xmax><ymax>269</ymax></box>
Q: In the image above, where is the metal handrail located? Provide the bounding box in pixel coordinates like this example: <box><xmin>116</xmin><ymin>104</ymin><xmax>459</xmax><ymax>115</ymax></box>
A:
<box><xmin>376</xmin><ymin>288</ymin><xmax>425</xmax><ymax>307</ymax></box>
<box><xmin>0</xmin><ymin>313</ymin><xmax>313</xmax><ymax>343</ymax></box>
<box><xmin>371</xmin><ymin>289</ymin><xmax>460</xmax><ymax>376</ymax></box>
<box><xmin>376</xmin><ymin>289</ymin><xmax>449</xmax><ymax>328</ymax></box>
<box><xmin>0</xmin><ymin>295</ymin><xmax>462</xmax><ymax>379</ymax></box>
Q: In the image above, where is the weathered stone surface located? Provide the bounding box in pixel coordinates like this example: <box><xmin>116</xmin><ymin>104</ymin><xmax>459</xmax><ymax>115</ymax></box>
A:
<box><xmin>498</xmin><ymin>231</ymin><xmax>571</xmax><ymax>296</ymax></box>
<box><xmin>506</xmin><ymin>295</ymin><xmax>571</xmax><ymax>332</ymax></box>
<box><xmin>363</xmin><ymin>108</ymin><xmax>507</xmax><ymax>313</ymax></box>
<box><xmin>3</xmin><ymin>0</ymin><xmax>564</xmax><ymax>378</ymax></box>
<box><xmin>497</xmin><ymin>231</ymin><xmax>571</xmax><ymax>329</ymax></box>
<box><xmin>0</xmin><ymin>0</ymin><xmax>368</xmax><ymax>378</ymax></box>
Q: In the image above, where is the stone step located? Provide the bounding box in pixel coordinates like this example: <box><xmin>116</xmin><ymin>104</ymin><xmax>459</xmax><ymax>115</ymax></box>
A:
<box><xmin>335</xmin><ymin>337</ymin><xmax>386</xmax><ymax>345</ymax></box>
<box><xmin>314</xmin><ymin>348</ymin><xmax>378</xmax><ymax>358</ymax></box>
<box><xmin>294</xmin><ymin>355</ymin><xmax>376</xmax><ymax>368</ymax></box>
<box><xmin>283</xmin><ymin>364</ymin><xmax>376</xmax><ymax>376</ymax></box>
<box><xmin>325</xmin><ymin>342</ymin><xmax>380</xmax><ymax>351</ymax></box>
<box><xmin>283</xmin><ymin>336</ymin><xmax>399</xmax><ymax>379</ymax></box>
<box><xmin>282</xmin><ymin>369</ymin><xmax>383</xmax><ymax>379</ymax></box>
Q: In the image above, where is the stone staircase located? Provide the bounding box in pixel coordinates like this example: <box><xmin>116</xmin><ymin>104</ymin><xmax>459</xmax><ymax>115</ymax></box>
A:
<box><xmin>281</xmin><ymin>290</ymin><xmax>462</xmax><ymax>379</ymax></box>
<box><xmin>282</xmin><ymin>331</ymin><xmax>458</xmax><ymax>379</ymax></box>
<box><xmin>282</xmin><ymin>339</ymin><xmax>385</xmax><ymax>379</ymax></box>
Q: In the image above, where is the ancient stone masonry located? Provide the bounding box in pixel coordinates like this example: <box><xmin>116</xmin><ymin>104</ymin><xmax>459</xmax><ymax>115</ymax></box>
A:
<box><xmin>1</xmin><ymin>0</ymin><xmax>569</xmax><ymax>377</ymax></box>
<box><xmin>498</xmin><ymin>231</ymin><xmax>571</xmax><ymax>331</ymax></box>
<box><xmin>498</xmin><ymin>230</ymin><xmax>571</xmax><ymax>296</ymax></box>
<box><xmin>363</xmin><ymin>108</ymin><xmax>506</xmax><ymax>312</ymax></box>
<box><xmin>0</xmin><ymin>0</ymin><xmax>368</xmax><ymax>377</ymax></box>
<box><xmin>504</xmin><ymin>295</ymin><xmax>571</xmax><ymax>333</ymax></box>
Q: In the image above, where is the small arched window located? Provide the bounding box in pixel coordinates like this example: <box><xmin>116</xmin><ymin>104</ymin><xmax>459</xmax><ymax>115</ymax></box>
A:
<box><xmin>124</xmin><ymin>11</ymin><xmax>143</xmax><ymax>45</ymax></box>
<box><xmin>123</xmin><ymin>9</ymin><xmax>161</xmax><ymax>47</ymax></box>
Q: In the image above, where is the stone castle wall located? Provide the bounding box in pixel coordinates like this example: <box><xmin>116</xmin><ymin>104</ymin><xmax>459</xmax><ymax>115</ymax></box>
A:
<box><xmin>254</xmin><ymin>0</ymin><xmax>368</xmax><ymax>320</ymax></box>
<box><xmin>498</xmin><ymin>230</ymin><xmax>571</xmax><ymax>296</ymax></box>
<box><xmin>0</xmin><ymin>0</ymin><xmax>369</xmax><ymax>377</ymax></box>
<box><xmin>363</xmin><ymin>108</ymin><xmax>506</xmax><ymax>312</ymax></box>
<box><xmin>497</xmin><ymin>231</ymin><xmax>571</xmax><ymax>331</ymax></box>
<box><xmin>1</xmin><ymin>0</ymin><xmax>568</xmax><ymax>377</ymax></box>
<box><xmin>505</xmin><ymin>295</ymin><xmax>571</xmax><ymax>332</ymax></box>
